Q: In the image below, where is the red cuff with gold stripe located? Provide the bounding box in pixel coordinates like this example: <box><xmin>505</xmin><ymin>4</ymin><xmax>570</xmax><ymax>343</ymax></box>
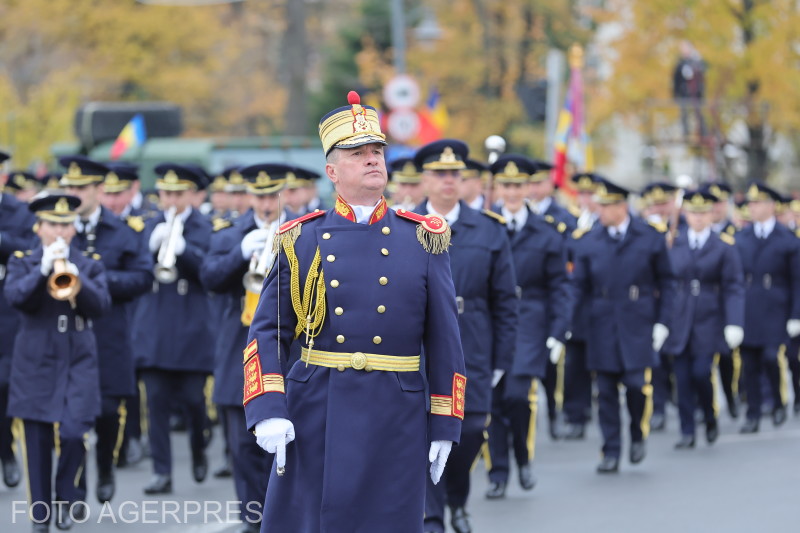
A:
<box><xmin>430</xmin><ymin>373</ymin><xmax>467</xmax><ymax>420</ymax></box>
<box><xmin>243</xmin><ymin>340</ymin><xmax>285</xmax><ymax>406</ymax></box>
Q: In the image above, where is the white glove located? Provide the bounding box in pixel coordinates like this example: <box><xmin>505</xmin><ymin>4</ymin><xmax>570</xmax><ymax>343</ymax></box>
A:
<box><xmin>429</xmin><ymin>440</ymin><xmax>452</xmax><ymax>485</ymax></box>
<box><xmin>51</xmin><ymin>237</ymin><xmax>69</xmax><ymax>260</ymax></box>
<box><xmin>787</xmin><ymin>319</ymin><xmax>800</xmax><ymax>338</ymax></box>
<box><xmin>148</xmin><ymin>222</ymin><xmax>169</xmax><ymax>253</ymax></box>
<box><xmin>547</xmin><ymin>337</ymin><xmax>565</xmax><ymax>364</ymax></box>
<box><xmin>491</xmin><ymin>369</ymin><xmax>505</xmax><ymax>388</ymax></box>
<box><xmin>173</xmin><ymin>234</ymin><xmax>186</xmax><ymax>256</ymax></box>
<box><xmin>254</xmin><ymin>418</ymin><xmax>295</xmax><ymax>470</ymax></box>
<box><xmin>241</xmin><ymin>228</ymin><xmax>270</xmax><ymax>260</ymax></box>
<box><xmin>65</xmin><ymin>262</ymin><xmax>79</xmax><ymax>276</ymax></box>
<box><xmin>652</xmin><ymin>323</ymin><xmax>669</xmax><ymax>352</ymax></box>
<box><xmin>40</xmin><ymin>244</ymin><xmax>55</xmax><ymax>276</ymax></box>
<box><xmin>723</xmin><ymin>325</ymin><xmax>744</xmax><ymax>350</ymax></box>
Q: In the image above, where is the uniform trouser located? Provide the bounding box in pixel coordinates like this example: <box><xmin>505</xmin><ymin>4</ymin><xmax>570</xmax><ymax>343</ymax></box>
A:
<box><xmin>786</xmin><ymin>337</ymin><xmax>800</xmax><ymax>406</ymax></box>
<box><xmin>0</xmin><ymin>383</ymin><xmax>16</xmax><ymax>464</ymax></box>
<box><xmin>596</xmin><ymin>369</ymin><xmax>652</xmax><ymax>459</ymax></box>
<box><xmin>740</xmin><ymin>345</ymin><xmax>785</xmax><ymax>422</ymax></box>
<box><xmin>424</xmin><ymin>412</ymin><xmax>487</xmax><ymax>532</ymax></box>
<box><xmin>487</xmin><ymin>375</ymin><xmax>537</xmax><ymax>484</ymax></box>
<box><xmin>20</xmin><ymin>415</ymin><xmax>92</xmax><ymax>524</ymax></box>
<box><xmin>75</xmin><ymin>396</ymin><xmax>126</xmax><ymax>500</ymax></box>
<box><xmin>717</xmin><ymin>350</ymin><xmax>740</xmax><ymax>408</ymax></box>
<box><xmin>563</xmin><ymin>340</ymin><xmax>592</xmax><ymax>425</ymax></box>
<box><xmin>673</xmin><ymin>350</ymin><xmax>715</xmax><ymax>437</ymax></box>
<box><xmin>543</xmin><ymin>360</ymin><xmax>559</xmax><ymax>422</ymax></box>
<box><xmin>222</xmin><ymin>406</ymin><xmax>271</xmax><ymax>525</ymax></box>
<box><xmin>652</xmin><ymin>353</ymin><xmax>673</xmax><ymax>416</ymax></box>
<box><xmin>141</xmin><ymin>369</ymin><xmax>207</xmax><ymax>475</ymax></box>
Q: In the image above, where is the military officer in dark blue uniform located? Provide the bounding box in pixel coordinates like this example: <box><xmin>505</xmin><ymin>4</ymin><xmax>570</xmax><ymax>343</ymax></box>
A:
<box><xmin>736</xmin><ymin>183</ymin><xmax>800</xmax><ymax>433</ymax></box>
<box><xmin>570</xmin><ymin>178</ymin><xmax>675</xmax><ymax>473</ymax></box>
<box><xmin>562</xmin><ymin>172</ymin><xmax>600</xmax><ymax>440</ymax></box>
<box><xmin>414</xmin><ymin>139</ymin><xmax>518</xmax><ymax>533</ymax></box>
<box><xmin>132</xmin><ymin>163</ymin><xmax>214</xmax><ymax>494</ymax></box>
<box><xmin>484</xmin><ymin>155</ymin><xmax>569</xmax><ymax>500</ymax></box>
<box><xmin>460</xmin><ymin>158</ymin><xmax>490</xmax><ymax>211</ymax></box>
<box><xmin>5</xmin><ymin>192</ymin><xmax>110</xmax><ymax>531</ymax></box>
<box><xmin>244</xmin><ymin>92</ymin><xmax>466</xmax><ymax>533</ymax></box>
<box><xmin>527</xmin><ymin>160</ymin><xmax>577</xmax><ymax>232</ymax></box>
<box><xmin>59</xmin><ymin>156</ymin><xmax>153</xmax><ymax>503</ymax></box>
<box><xmin>662</xmin><ymin>190</ymin><xmax>745</xmax><ymax>448</ymax></box>
<box><xmin>200</xmin><ymin>163</ymin><xmax>294</xmax><ymax>533</ymax></box>
<box><xmin>0</xmin><ymin>152</ymin><xmax>36</xmax><ymax>490</ymax></box>
<box><xmin>3</xmin><ymin>170</ymin><xmax>41</xmax><ymax>202</ymax></box>
<box><xmin>388</xmin><ymin>157</ymin><xmax>425</xmax><ymax>211</ymax></box>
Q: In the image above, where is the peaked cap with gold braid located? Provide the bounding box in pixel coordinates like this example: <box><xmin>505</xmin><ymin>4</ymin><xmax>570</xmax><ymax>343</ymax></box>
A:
<box><xmin>319</xmin><ymin>91</ymin><xmax>386</xmax><ymax>155</ymax></box>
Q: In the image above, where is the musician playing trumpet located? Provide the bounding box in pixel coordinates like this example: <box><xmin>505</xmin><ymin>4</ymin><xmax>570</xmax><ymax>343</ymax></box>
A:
<box><xmin>131</xmin><ymin>163</ymin><xmax>214</xmax><ymax>496</ymax></box>
<box><xmin>200</xmin><ymin>163</ymin><xmax>293</xmax><ymax>533</ymax></box>
<box><xmin>4</xmin><ymin>192</ymin><xmax>110</xmax><ymax>531</ymax></box>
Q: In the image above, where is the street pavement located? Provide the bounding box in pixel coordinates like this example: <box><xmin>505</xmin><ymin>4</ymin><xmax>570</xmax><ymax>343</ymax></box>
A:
<box><xmin>2</xmin><ymin>403</ymin><xmax>799</xmax><ymax>532</ymax></box>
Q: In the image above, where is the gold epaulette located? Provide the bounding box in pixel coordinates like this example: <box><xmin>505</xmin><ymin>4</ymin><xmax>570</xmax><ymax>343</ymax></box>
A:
<box><xmin>649</xmin><ymin>221</ymin><xmax>668</xmax><ymax>233</ymax></box>
<box><xmin>481</xmin><ymin>209</ymin><xmax>506</xmax><ymax>225</ymax></box>
<box><xmin>572</xmin><ymin>228</ymin><xmax>588</xmax><ymax>240</ymax></box>
<box><xmin>719</xmin><ymin>233</ymin><xmax>735</xmax><ymax>246</ymax></box>
<box><xmin>127</xmin><ymin>215</ymin><xmax>145</xmax><ymax>233</ymax></box>
<box><xmin>272</xmin><ymin>210</ymin><xmax>326</xmax><ymax>254</ymax></box>
<box><xmin>567</xmin><ymin>204</ymin><xmax>582</xmax><ymax>218</ymax></box>
<box><xmin>212</xmin><ymin>217</ymin><xmax>232</xmax><ymax>232</ymax></box>
<box><xmin>395</xmin><ymin>209</ymin><xmax>451</xmax><ymax>254</ymax></box>
<box><xmin>726</xmin><ymin>225</ymin><xmax>737</xmax><ymax>236</ymax></box>
<box><xmin>13</xmin><ymin>250</ymin><xmax>25</xmax><ymax>258</ymax></box>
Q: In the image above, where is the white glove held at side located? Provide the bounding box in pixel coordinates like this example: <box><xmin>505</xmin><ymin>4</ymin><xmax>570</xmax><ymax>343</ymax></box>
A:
<box><xmin>254</xmin><ymin>418</ymin><xmax>295</xmax><ymax>470</ymax></box>
<box><xmin>547</xmin><ymin>337</ymin><xmax>565</xmax><ymax>364</ymax></box>
<box><xmin>491</xmin><ymin>369</ymin><xmax>505</xmax><ymax>388</ymax></box>
<box><xmin>724</xmin><ymin>325</ymin><xmax>744</xmax><ymax>350</ymax></box>
<box><xmin>429</xmin><ymin>440</ymin><xmax>453</xmax><ymax>485</ymax></box>
<box><xmin>652</xmin><ymin>323</ymin><xmax>669</xmax><ymax>352</ymax></box>
<box><xmin>787</xmin><ymin>319</ymin><xmax>800</xmax><ymax>338</ymax></box>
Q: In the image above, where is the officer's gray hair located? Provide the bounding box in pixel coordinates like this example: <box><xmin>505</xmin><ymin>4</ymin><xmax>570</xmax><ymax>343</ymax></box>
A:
<box><xmin>326</xmin><ymin>148</ymin><xmax>341</xmax><ymax>164</ymax></box>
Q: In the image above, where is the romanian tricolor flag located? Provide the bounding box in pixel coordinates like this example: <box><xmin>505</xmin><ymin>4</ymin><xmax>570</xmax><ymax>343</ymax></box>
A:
<box><xmin>110</xmin><ymin>114</ymin><xmax>147</xmax><ymax>160</ymax></box>
<box><xmin>416</xmin><ymin>87</ymin><xmax>449</xmax><ymax>145</ymax></box>
<box><xmin>553</xmin><ymin>44</ymin><xmax>593</xmax><ymax>191</ymax></box>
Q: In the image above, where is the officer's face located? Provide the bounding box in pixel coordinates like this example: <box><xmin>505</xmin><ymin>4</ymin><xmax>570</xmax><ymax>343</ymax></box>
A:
<box><xmin>230</xmin><ymin>191</ymin><xmax>249</xmax><ymax>214</ymax></box>
<box><xmin>159</xmin><ymin>189</ymin><xmax>192</xmax><ymax>213</ymax></box>
<box><xmin>458</xmin><ymin>176</ymin><xmax>483</xmax><ymax>202</ymax></box>
<box><xmin>210</xmin><ymin>191</ymin><xmax>231</xmax><ymax>212</ymax></box>
<box><xmin>528</xmin><ymin>179</ymin><xmax>554</xmax><ymax>201</ymax></box>
<box><xmin>597</xmin><ymin>201</ymin><xmax>628</xmax><ymax>227</ymax></box>
<box><xmin>100</xmin><ymin>189</ymin><xmax>133</xmax><ymax>216</ymax></box>
<box><xmin>747</xmin><ymin>200</ymin><xmax>774</xmax><ymax>222</ymax></box>
<box><xmin>499</xmin><ymin>182</ymin><xmax>527</xmax><ymax>212</ymax></box>
<box><xmin>685</xmin><ymin>210</ymin><xmax>712</xmax><ymax>232</ymax></box>
<box><xmin>251</xmin><ymin>193</ymin><xmax>281</xmax><ymax>222</ymax></box>
<box><xmin>65</xmin><ymin>184</ymin><xmax>99</xmax><ymax>216</ymax></box>
<box><xmin>284</xmin><ymin>187</ymin><xmax>306</xmax><ymax>211</ymax></box>
<box><xmin>711</xmin><ymin>200</ymin><xmax>728</xmax><ymax>223</ymax></box>
<box><xmin>393</xmin><ymin>183</ymin><xmax>424</xmax><ymax>207</ymax></box>
<box><xmin>423</xmin><ymin>169</ymin><xmax>461</xmax><ymax>206</ymax></box>
<box><xmin>37</xmin><ymin>220</ymin><xmax>76</xmax><ymax>246</ymax></box>
<box><xmin>326</xmin><ymin>143</ymin><xmax>388</xmax><ymax>203</ymax></box>
<box><xmin>577</xmin><ymin>191</ymin><xmax>596</xmax><ymax>211</ymax></box>
<box><xmin>648</xmin><ymin>200</ymin><xmax>673</xmax><ymax>220</ymax></box>
<box><xmin>15</xmin><ymin>187</ymin><xmax>38</xmax><ymax>203</ymax></box>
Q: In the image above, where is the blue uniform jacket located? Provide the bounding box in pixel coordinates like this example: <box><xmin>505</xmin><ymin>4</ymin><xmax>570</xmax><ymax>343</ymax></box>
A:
<box><xmin>132</xmin><ymin>208</ymin><xmax>214</xmax><ymax>373</ymax></box>
<box><xmin>243</xmin><ymin>201</ymin><xmax>465</xmax><ymax>533</ymax></box>
<box><xmin>735</xmin><ymin>222</ymin><xmax>800</xmax><ymax>349</ymax></box>
<box><xmin>565</xmin><ymin>221</ymin><xmax>598</xmax><ymax>342</ymax></box>
<box><xmin>0</xmin><ymin>193</ymin><xmax>36</xmax><ymax>385</ymax></box>
<box><xmin>571</xmin><ymin>217</ymin><xmax>675</xmax><ymax>372</ymax></box>
<box><xmin>506</xmin><ymin>208</ymin><xmax>570</xmax><ymax>378</ymax></box>
<box><xmin>5</xmin><ymin>246</ymin><xmax>110</xmax><ymax>423</ymax></box>
<box><xmin>417</xmin><ymin>201</ymin><xmax>518</xmax><ymax>413</ymax></box>
<box><xmin>73</xmin><ymin>207</ymin><xmax>153</xmax><ymax>397</ymax></box>
<box><xmin>663</xmin><ymin>232</ymin><xmax>745</xmax><ymax>357</ymax></box>
<box><xmin>543</xmin><ymin>200</ymin><xmax>578</xmax><ymax>233</ymax></box>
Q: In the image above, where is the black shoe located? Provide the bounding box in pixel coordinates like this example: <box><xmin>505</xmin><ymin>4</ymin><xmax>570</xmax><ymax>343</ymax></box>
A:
<box><xmin>55</xmin><ymin>504</ymin><xmax>73</xmax><ymax>531</ymax></box>
<box><xmin>213</xmin><ymin>461</ymin><xmax>232</xmax><ymax>479</ymax></box>
<box><xmin>96</xmin><ymin>473</ymin><xmax>115</xmax><ymax>503</ymax></box>
<box><xmin>728</xmin><ymin>399</ymin><xmax>740</xmax><ymax>419</ymax></box>
<box><xmin>2</xmin><ymin>458</ymin><xmax>20</xmax><ymax>488</ymax></box>
<box><xmin>143</xmin><ymin>474</ymin><xmax>172</xmax><ymax>495</ymax></box>
<box><xmin>630</xmin><ymin>441</ymin><xmax>646</xmax><ymax>464</ymax></box>
<box><xmin>125</xmin><ymin>438</ymin><xmax>144</xmax><ymax>466</ymax></box>
<box><xmin>235</xmin><ymin>524</ymin><xmax>260</xmax><ymax>533</ymax></box>
<box><xmin>706</xmin><ymin>419</ymin><xmax>719</xmax><ymax>444</ymax></box>
<box><xmin>450</xmin><ymin>507</ymin><xmax>472</xmax><ymax>533</ymax></box>
<box><xmin>561</xmin><ymin>423</ymin><xmax>585</xmax><ymax>440</ymax></box>
<box><xmin>518</xmin><ymin>463</ymin><xmax>536</xmax><ymax>490</ymax></box>
<box><xmin>548</xmin><ymin>418</ymin><xmax>561</xmax><ymax>441</ymax></box>
<box><xmin>674</xmin><ymin>435</ymin><xmax>695</xmax><ymax>449</ymax></box>
<box><xmin>772</xmin><ymin>405</ymin><xmax>787</xmax><ymax>426</ymax></box>
<box><xmin>31</xmin><ymin>524</ymin><xmax>49</xmax><ymax>533</ymax></box>
<box><xmin>739</xmin><ymin>419</ymin><xmax>759</xmax><ymax>434</ymax></box>
<box><xmin>192</xmin><ymin>452</ymin><xmax>208</xmax><ymax>483</ymax></box>
<box><xmin>650</xmin><ymin>412</ymin><xmax>666</xmax><ymax>432</ymax></box>
<box><xmin>596</xmin><ymin>456</ymin><xmax>619</xmax><ymax>474</ymax></box>
<box><xmin>485</xmin><ymin>481</ymin><xmax>506</xmax><ymax>499</ymax></box>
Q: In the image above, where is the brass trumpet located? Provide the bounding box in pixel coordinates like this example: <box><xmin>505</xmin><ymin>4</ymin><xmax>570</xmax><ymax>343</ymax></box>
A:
<box><xmin>154</xmin><ymin>207</ymin><xmax>184</xmax><ymax>284</ymax></box>
<box><xmin>47</xmin><ymin>240</ymin><xmax>81</xmax><ymax>302</ymax></box>
<box><xmin>242</xmin><ymin>224</ymin><xmax>278</xmax><ymax>293</ymax></box>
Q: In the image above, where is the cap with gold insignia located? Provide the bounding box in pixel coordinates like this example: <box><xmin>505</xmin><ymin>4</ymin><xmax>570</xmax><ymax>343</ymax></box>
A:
<box><xmin>734</xmin><ymin>198</ymin><xmax>751</xmax><ymax>221</ymax></box>
<box><xmin>28</xmin><ymin>192</ymin><xmax>81</xmax><ymax>223</ymax></box>
<box><xmin>287</xmin><ymin>166</ymin><xmax>320</xmax><ymax>190</ymax></box>
<box><xmin>154</xmin><ymin>163</ymin><xmax>207</xmax><ymax>191</ymax></box>
<box><xmin>682</xmin><ymin>190</ymin><xmax>716</xmax><ymax>212</ymax></box>
<box><xmin>593</xmin><ymin>177</ymin><xmax>630</xmax><ymax>205</ymax></box>
<box><xmin>529</xmin><ymin>159</ymin><xmax>554</xmax><ymax>184</ymax></box>
<box><xmin>319</xmin><ymin>91</ymin><xmax>387</xmax><ymax>155</ymax></box>
<box><xmin>103</xmin><ymin>162</ymin><xmax>139</xmax><ymax>193</ymax></box>
<box><xmin>414</xmin><ymin>139</ymin><xmax>468</xmax><ymax>171</ymax></box>
<box><xmin>239</xmin><ymin>163</ymin><xmax>293</xmax><ymax>195</ymax></box>
<box><xmin>3</xmin><ymin>171</ymin><xmax>39</xmax><ymax>193</ymax></box>
<box><xmin>570</xmin><ymin>172</ymin><xmax>600</xmax><ymax>193</ymax></box>
<box><xmin>38</xmin><ymin>173</ymin><xmax>63</xmax><ymax>190</ymax></box>
<box><xmin>462</xmin><ymin>159</ymin><xmax>489</xmax><ymax>182</ymax></box>
<box><xmin>744</xmin><ymin>181</ymin><xmax>782</xmax><ymax>203</ymax></box>
<box><xmin>58</xmin><ymin>156</ymin><xmax>110</xmax><ymax>187</ymax></box>
<box><xmin>700</xmin><ymin>182</ymin><xmax>731</xmax><ymax>202</ymax></box>
<box><xmin>389</xmin><ymin>158</ymin><xmax>422</xmax><ymax>184</ymax></box>
<box><xmin>209</xmin><ymin>174</ymin><xmax>228</xmax><ymax>193</ymax></box>
<box><xmin>641</xmin><ymin>182</ymin><xmax>677</xmax><ymax>205</ymax></box>
<box><xmin>490</xmin><ymin>154</ymin><xmax>537</xmax><ymax>184</ymax></box>
<box><xmin>219</xmin><ymin>166</ymin><xmax>246</xmax><ymax>193</ymax></box>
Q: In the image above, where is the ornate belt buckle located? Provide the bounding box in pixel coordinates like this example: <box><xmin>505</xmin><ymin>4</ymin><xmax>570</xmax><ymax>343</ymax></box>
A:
<box><xmin>350</xmin><ymin>352</ymin><xmax>367</xmax><ymax>370</ymax></box>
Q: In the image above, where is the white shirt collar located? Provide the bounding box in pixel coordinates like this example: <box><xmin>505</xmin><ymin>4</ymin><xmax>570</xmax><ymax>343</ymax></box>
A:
<box><xmin>468</xmin><ymin>195</ymin><xmax>484</xmax><ymax>211</ymax></box>
<box><xmin>531</xmin><ymin>196</ymin><xmax>552</xmax><ymax>215</ymax></box>
<box><xmin>688</xmin><ymin>227</ymin><xmax>711</xmax><ymax>249</ymax></box>
<box><xmin>426</xmin><ymin>200</ymin><xmax>460</xmax><ymax>225</ymax></box>
<box><xmin>755</xmin><ymin>217</ymin><xmax>776</xmax><ymax>238</ymax></box>
<box><xmin>608</xmin><ymin>216</ymin><xmax>631</xmax><ymax>238</ymax></box>
<box><xmin>75</xmin><ymin>206</ymin><xmax>102</xmax><ymax>232</ymax></box>
<box><xmin>501</xmin><ymin>206</ymin><xmax>528</xmax><ymax>231</ymax></box>
<box><xmin>254</xmin><ymin>210</ymin><xmax>285</xmax><ymax>230</ymax></box>
<box><xmin>351</xmin><ymin>199</ymin><xmax>382</xmax><ymax>224</ymax></box>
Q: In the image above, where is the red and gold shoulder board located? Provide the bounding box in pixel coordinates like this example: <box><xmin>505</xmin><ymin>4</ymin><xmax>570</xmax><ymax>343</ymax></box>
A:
<box><xmin>395</xmin><ymin>209</ymin><xmax>451</xmax><ymax>254</ymax></box>
<box><xmin>395</xmin><ymin>209</ymin><xmax>449</xmax><ymax>234</ymax></box>
<box><xmin>278</xmin><ymin>209</ymin><xmax>326</xmax><ymax>235</ymax></box>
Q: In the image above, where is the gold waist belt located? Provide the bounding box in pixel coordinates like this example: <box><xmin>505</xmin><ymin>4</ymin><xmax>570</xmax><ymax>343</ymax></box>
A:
<box><xmin>300</xmin><ymin>347</ymin><xmax>420</xmax><ymax>372</ymax></box>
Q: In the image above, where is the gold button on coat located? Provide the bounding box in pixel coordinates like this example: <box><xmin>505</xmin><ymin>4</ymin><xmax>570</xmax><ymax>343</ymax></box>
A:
<box><xmin>331</xmin><ymin>280</ymin><xmax>339</xmax><ymax>288</ymax></box>
<box><xmin>335</xmin><ymin>307</ymin><xmax>343</xmax><ymax>315</ymax></box>
<box><xmin>377</xmin><ymin>305</ymin><xmax>386</xmax><ymax>313</ymax></box>
<box><xmin>379</xmin><ymin>276</ymin><xmax>388</xmax><ymax>285</ymax></box>
<box><xmin>337</xmin><ymin>364</ymin><xmax>345</xmax><ymax>372</ymax></box>
<box><xmin>373</xmin><ymin>336</ymin><xmax>382</xmax><ymax>344</ymax></box>
<box><xmin>322</xmin><ymin>232</ymin><xmax>331</xmax><ymax>240</ymax></box>
<box><xmin>327</xmin><ymin>254</ymin><xmax>336</xmax><ymax>262</ymax></box>
<box><xmin>381</xmin><ymin>248</ymin><xmax>389</xmax><ymax>256</ymax></box>
<box><xmin>336</xmin><ymin>335</ymin><xmax>345</xmax><ymax>343</ymax></box>
<box><xmin>382</xmin><ymin>227</ymin><xmax>391</xmax><ymax>235</ymax></box>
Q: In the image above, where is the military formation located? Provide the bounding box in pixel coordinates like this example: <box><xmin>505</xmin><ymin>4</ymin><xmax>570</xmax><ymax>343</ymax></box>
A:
<box><xmin>1</xmin><ymin>91</ymin><xmax>800</xmax><ymax>533</ymax></box>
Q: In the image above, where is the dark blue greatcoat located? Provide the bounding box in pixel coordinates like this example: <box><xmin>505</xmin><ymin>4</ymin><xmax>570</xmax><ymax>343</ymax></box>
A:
<box><xmin>132</xmin><ymin>208</ymin><xmax>213</xmax><ymax>373</ymax></box>
<box><xmin>663</xmin><ymin>232</ymin><xmax>745</xmax><ymax>357</ymax></box>
<box><xmin>5</xmin><ymin>246</ymin><xmax>110</xmax><ymax>423</ymax></box>
<box><xmin>570</xmin><ymin>217</ymin><xmax>675</xmax><ymax>372</ymax></box>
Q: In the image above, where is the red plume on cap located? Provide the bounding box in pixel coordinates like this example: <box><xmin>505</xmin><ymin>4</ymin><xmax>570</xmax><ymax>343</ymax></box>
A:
<box><xmin>347</xmin><ymin>91</ymin><xmax>361</xmax><ymax>105</ymax></box>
